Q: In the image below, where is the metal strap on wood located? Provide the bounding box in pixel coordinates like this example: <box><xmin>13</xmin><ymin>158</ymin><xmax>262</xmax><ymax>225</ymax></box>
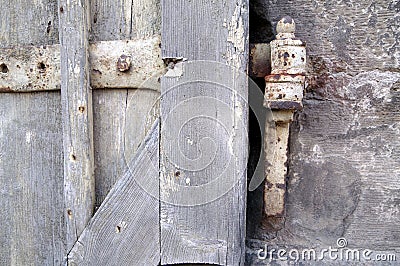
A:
<box><xmin>0</xmin><ymin>38</ymin><xmax>163</xmax><ymax>92</ymax></box>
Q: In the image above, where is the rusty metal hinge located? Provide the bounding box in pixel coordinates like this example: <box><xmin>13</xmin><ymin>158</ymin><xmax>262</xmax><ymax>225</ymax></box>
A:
<box><xmin>263</xmin><ymin>17</ymin><xmax>306</xmax><ymax>228</ymax></box>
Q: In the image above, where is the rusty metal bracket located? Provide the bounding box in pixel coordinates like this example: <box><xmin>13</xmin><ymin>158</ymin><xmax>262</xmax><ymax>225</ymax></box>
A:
<box><xmin>0</xmin><ymin>37</ymin><xmax>163</xmax><ymax>92</ymax></box>
<box><xmin>263</xmin><ymin>17</ymin><xmax>306</xmax><ymax>226</ymax></box>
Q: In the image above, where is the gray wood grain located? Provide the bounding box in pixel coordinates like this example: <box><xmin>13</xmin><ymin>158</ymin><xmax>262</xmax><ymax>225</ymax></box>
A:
<box><xmin>0</xmin><ymin>0</ymin><xmax>59</xmax><ymax>47</ymax></box>
<box><xmin>58</xmin><ymin>0</ymin><xmax>95</xmax><ymax>251</ymax></box>
<box><xmin>0</xmin><ymin>0</ymin><xmax>161</xmax><ymax>264</ymax></box>
<box><xmin>160</xmin><ymin>0</ymin><xmax>249</xmax><ymax>265</ymax></box>
<box><xmin>92</xmin><ymin>89</ymin><xmax>129</xmax><ymax>209</ymax></box>
<box><xmin>90</xmin><ymin>0</ymin><xmax>161</xmax><ymax>211</ymax></box>
<box><xmin>93</xmin><ymin>88</ymin><xmax>160</xmax><ymax>208</ymax></box>
<box><xmin>90</xmin><ymin>0</ymin><xmax>160</xmax><ymax>41</ymax></box>
<box><xmin>0</xmin><ymin>1</ymin><xmax>66</xmax><ymax>265</ymax></box>
<box><xmin>68</xmin><ymin>119</ymin><xmax>160</xmax><ymax>266</ymax></box>
<box><xmin>0</xmin><ymin>93</ymin><xmax>65</xmax><ymax>266</ymax></box>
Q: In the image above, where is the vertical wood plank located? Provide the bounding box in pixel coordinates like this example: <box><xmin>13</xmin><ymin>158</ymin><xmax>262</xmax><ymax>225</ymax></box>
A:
<box><xmin>0</xmin><ymin>93</ymin><xmax>65</xmax><ymax>266</ymax></box>
<box><xmin>90</xmin><ymin>0</ymin><xmax>161</xmax><ymax>209</ymax></box>
<box><xmin>58</xmin><ymin>0</ymin><xmax>95</xmax><ymax>251</ymax></box>
<box><xmin>90</xmin><ymin>0</ymin><xmax>160</xmax><ymax>41</ymax></box>
<box><xmin>0</xmin><ymin>0</ymin><xmax>59</xmax><ymax>47</ymax></box>
<box><xmin>92</xmin><ymin>90</ymin><xmax>128</xmax><ymax>208</ymax></box>
<box><xmin>160</xmin><ymin>0</ymin><xmax>249</xmax><ymax>265</ymax></box>
<box><xmin>87</xmin><ymin>1</ymin><xmax>162</xmax><ymax>263</ymax></box>
<box><xmin>0</xmin><ymin>1</ymin><xmax>65</xmax><ymax>265</ymax></box>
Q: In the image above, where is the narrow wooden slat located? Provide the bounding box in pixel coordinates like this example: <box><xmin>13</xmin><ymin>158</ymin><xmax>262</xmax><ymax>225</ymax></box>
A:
<box><xmin>68</xmin><ymin>119</ymin><xmax>160</xmax><ymax>265</ymax></box>
<box><xmin>58</xmin><ymin>0</ymin><xmax>95</xmax><ymax>251</ymax></box>
<box><xmin>0</xmin><ymin>37</ymin><xmax>163</xmax><ymax>92</ymax></box>
<box><xmin>160</xmin><ymin>0</ymin><xmax>249</xmax><ymax>265</ymax></box>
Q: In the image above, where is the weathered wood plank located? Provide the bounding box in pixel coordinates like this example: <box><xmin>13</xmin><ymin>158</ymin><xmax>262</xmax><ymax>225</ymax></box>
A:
<box><xmin>160</xmin><ymin>0</ymin><xmax>249</xmax><ymax>265</ymax></box>
<box><xmin>93</xmin><ymin>88</ymin><xmax>160</xmax><ymax>208</ymax></box>
<box><xmin>68</xmin><ymin>119</ymin><xmax>160</xmax><ymax>265</ymax></box>
<box><xmin>58</xmin><ymin>0</ymin><xmax>95</xmax><ymax>251</ymax></box>
<box><xmin>0</xmin><ymin>1</ymin><xmax>65</xmax><ymax>265</ymax></box>
<box><xmin>0</xmin><ymin>37</ymin><xmax>163</xmax><ymax>92</ymax></box>
<box><xmin>92</xmin><ymin>89</ymin><xmax>129</xmax><ymax>209</ymax></box>
<box><xmin>0</xmin><ymin>0</ymin><xmax>59</xmax><ymax>47</ymax></box>
<box><xmin>247</xmin><ymin>0</ymin><xmax>400</xmax><ymax>263</ymax></box>
<box><xmin>89</xmin><ymin>0</ymin><xmax>132</xmax><ymax>41</ymax></box>
<box><xmin>90</xmin><ymin>0</ymin><xmax>161</xmax><ymax>41</ymax></box>
<box><xmin>90</xmin><ymin>0</ymin><xmax>161</xmax><ymax>213</ymax></box>
<box><xmin>0</xmin><ymin>93</ymin><xmax>65</xmax><ymax>266</ymax></box>
<box><xmin>88</xmin><ymin>3</ymin><xmax>162</xmax><ymax>265</ymax></box>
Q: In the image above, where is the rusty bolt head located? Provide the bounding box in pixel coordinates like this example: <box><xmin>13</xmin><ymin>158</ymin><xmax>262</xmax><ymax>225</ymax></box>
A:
<box><xmin>117</xmin><ymin>54</ymin><xmax>132</xmax><ymax>72</ymax></box>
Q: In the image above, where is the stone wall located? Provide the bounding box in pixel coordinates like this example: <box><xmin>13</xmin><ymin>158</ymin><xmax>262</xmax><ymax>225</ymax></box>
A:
<box><xmin>247</xmin><ymin>0</ymin><xmax>400</xmax><ymax>264</ymax></box>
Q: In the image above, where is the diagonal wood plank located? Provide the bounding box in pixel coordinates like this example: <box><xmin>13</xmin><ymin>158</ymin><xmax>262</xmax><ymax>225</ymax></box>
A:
<box><xmin>68</xmin><ymin>119</ymin><xmax>160</xmax><ymax>265</ymax></box>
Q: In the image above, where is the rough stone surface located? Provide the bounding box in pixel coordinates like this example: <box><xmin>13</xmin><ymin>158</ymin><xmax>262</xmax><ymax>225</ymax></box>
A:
<box><xmin>247</xmin><ymin>0</ymin><xmax>400</xmax><ymax>264</ymax></box>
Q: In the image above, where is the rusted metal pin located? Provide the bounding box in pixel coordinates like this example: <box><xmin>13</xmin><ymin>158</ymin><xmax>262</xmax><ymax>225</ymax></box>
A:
<box><xmin>263</xmin><ymin>16</ymin><xmax>306</xmax><ymax>229</ymax></box>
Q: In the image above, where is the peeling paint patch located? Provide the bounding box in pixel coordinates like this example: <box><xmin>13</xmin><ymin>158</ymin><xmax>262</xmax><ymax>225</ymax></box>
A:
<box><xmin>186</xmin><ymin>137</ymin><xmax>194</xmax><ymax>145</ymax></box>
<box><xmin>163</xmin><ymin>57</ymin><xmax>187</xmax><ymax>78</ymax></box>
<box><xmin>226</xmin><ymin>1</ymin><xmax>247</xmax><ymax>68</ymax></box>
<box><xmin>227</xmin><ymin>4</ymin><xmax>245</xmax><ymax>53</ymax></box>
<box><xmin>164</xmin><ymin>61</ymin><xmax>185</xmax><ymax>77</ymax></box>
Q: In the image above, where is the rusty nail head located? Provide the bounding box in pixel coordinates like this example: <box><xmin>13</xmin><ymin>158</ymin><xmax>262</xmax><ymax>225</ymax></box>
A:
<box><xmin>117</xmin><ymin>54</ymin><xmax>132</xmax><ymax>72</ymax></box>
